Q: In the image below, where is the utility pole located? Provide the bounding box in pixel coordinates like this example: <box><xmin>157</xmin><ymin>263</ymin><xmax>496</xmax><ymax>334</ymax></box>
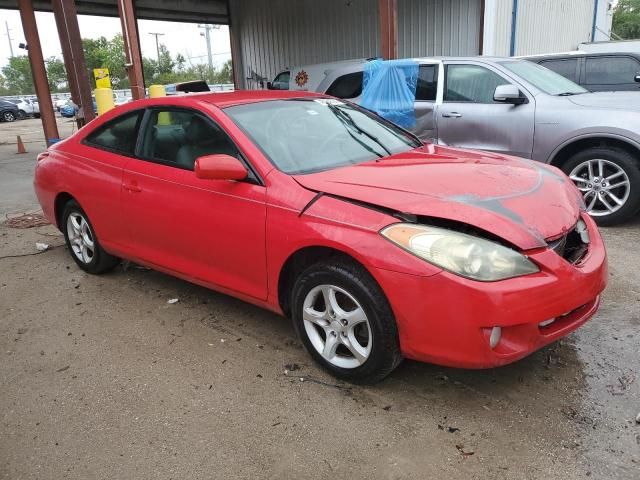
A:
<box><xmin>198</xmin><ymin>24</ymin><xmax>217</xmax><ymax>75</ymax></box>
<box><xmin>148</xmin><ymin>32</ymin><xmax>164</xmax><ymax>62</ymax></box>
<box><xmin>5</xmin><ymin>21</ymin><xmax>14</xmax><ymax>57</ymax></box>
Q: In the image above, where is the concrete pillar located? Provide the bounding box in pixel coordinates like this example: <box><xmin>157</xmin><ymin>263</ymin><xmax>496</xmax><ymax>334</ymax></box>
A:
<box><xmin>17</xmin><ymin>0</ymin><xmax>60</xmax><ymax>146</ymax></box>
<box><xmin>52</xmin><ymin>0</ymin><xmax>95</xmax><ymax>126</ymax></box>
<box><xmin>378</xmin><ymin>0</ymin><xmax>397</xmax><ymax>60</ymax></box>
<box><xmin>117</xmin><ymin>0</ymin><xmax>146</xmax><ymax>100</ymax></box>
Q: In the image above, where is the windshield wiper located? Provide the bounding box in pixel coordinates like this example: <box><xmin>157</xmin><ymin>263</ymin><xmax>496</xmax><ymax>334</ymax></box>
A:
<box><xmin>327</xmin><ymin>103</ymin><xmax>392</xmax><ymax>157</ymax></box>
<box><xmin>556</xmin><ymin>92</ymin><xmax>582</xmax><ymax>96</ymax></box>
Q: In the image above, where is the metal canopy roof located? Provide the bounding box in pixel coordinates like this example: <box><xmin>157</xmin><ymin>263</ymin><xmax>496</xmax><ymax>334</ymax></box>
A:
<box><xmin>0</xmin><ymin>0</ymin><xmax>230</xmax><ymax>24</ymax></box>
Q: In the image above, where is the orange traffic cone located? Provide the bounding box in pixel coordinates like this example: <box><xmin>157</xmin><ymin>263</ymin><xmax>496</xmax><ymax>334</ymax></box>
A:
<box><xmin>16</xmin><ymin>135</ymin><xmax>27</xmax><ymax>154</ymax></box>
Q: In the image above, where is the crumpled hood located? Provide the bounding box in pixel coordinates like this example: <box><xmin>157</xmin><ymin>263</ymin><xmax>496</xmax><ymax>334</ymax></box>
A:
<box><xmin>568</xmin><ymin>91</ymin><xmax>640</xmax><ymax>112</ymax></box>
<box><xmin>294</xmin><ymin>145</ymin><xmax>584</xmax><ymax>249</ymax></box>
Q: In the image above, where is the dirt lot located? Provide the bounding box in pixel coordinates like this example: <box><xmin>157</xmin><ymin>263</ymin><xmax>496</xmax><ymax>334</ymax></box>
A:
<box><xmin>1</xmin><ymin>119</ymin><xmax>639</xmax><ymax>479</ymax></box>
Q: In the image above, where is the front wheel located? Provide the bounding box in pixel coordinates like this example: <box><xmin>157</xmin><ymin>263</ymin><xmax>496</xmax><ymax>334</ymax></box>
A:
<box><xmin>2</xmin><ymin>111</ymin><xmax>16</xmax><ymax>122</ymax></box>
<box><xmin>61</xmin><ymin>200</ymin><xmax>119</xmax><ymax>274</ymax></box>
<box><xmin>17</xmin><ymin>110</ymin><xmax>27</xmax><ymax>119</ymax></box>
<box><xmin>563</xmin><ymin>147</ymin><xmax>640</xmax><ymax>226</ymax></box>
<box><xmin>291</xmin><ymin>259</ymin><xmax>402</xmax><ymax>384</ymax></box>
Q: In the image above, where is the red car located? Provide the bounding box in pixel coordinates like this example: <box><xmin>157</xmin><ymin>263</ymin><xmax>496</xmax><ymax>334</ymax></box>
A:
<box><xmin>34</xmin><ymin>91</ymin><xmax>607</xmax><ymax>383</ymax></box>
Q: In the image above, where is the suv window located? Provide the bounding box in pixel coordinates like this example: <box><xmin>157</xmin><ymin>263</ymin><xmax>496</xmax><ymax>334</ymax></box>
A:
<box><xmin>586</xmin><ymin>56</ymin><xmax>640</xmax><ymax>85</ymax></box>
<box><xmin>140</xmin><ymin>109</ymin><xmax>238</xmax><ymax>170</ymax></box>
<box><xmin>539</xmin><ymin>58</ymin><xmax>579</xmax><ymax>83</ymax></box>
<box><xmin>84</xmin><ymin>110</ymin><xmax>142</xmax><ymax>155</ymax></box>
<box><xmin>415</xmin><ymin>64</ymin><xmax>438</xmax><ymax>101</ymax></box>
<box><xmin>326</xmin><ymin>72</ymin><xmax>364</xmax><ymax>99</ymax></box>
<box><xmin>444</xmin><ymin>64</ymin><xmax>507</xmax><ymax>103</ymax></box>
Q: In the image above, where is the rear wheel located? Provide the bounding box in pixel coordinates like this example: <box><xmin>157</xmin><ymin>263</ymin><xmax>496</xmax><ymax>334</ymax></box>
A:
<box><xmin>563</xmin><ymin>147</ymin><xmax>640</xmax><ymax>226</ymax></box>
<box><xmin>291</xmin><ymin>258</ymin><xmax>401</xmax><ymax>384</ymax></box>
<box><xmin>2</xmin><ymin>111</ymin><xmax>16</xmax><ymax>122</ymax></box>
<box><xmin>61</xmin><ymin>200</ymin><xmax>119</xmax><ymax>274</ymax></box>
<box><xmin>17</xmin><ymin>110</ymin><xmax>27</xmax><ymax>119</ymax></box>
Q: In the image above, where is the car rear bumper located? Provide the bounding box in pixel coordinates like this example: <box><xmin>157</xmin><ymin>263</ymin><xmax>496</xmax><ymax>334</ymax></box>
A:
<box><xmin>372</xmin><ymin>214</ymin><xmax>607</xmax><ymax>369</ymax></box>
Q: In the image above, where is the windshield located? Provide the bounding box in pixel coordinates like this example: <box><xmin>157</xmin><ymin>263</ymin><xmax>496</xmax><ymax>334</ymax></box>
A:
<box><xmin>225</xmin><ymin>98</ymin><xmax>421</xmax><ymax>174</ymax></box>
<box><xmin>499</xmin><ymin>60</ymin><xmax>588</xmax><ymax>96</ymax></box>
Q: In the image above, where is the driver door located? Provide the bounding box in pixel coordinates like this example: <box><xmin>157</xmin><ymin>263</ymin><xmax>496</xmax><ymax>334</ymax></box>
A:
<box><xmin>436</xmin><ymin>62</ymin><xmax>535</xmax><ymax>158</ymax></box>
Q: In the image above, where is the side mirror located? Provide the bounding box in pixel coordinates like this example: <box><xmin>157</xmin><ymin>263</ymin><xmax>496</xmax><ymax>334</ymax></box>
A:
<box><xmin>195</xmin><ymin>154</ymin><xmax>247</xmax><ymax>181</ymax></box>
<box><xmin>634</xmin><ymin>74</ymin><xmax>640</xmax><ymax>83</ymax></box>
<box><xmin>494</xmin><ymin>84</ymin><xmax>526</xmax><ymax>104</ymax></box>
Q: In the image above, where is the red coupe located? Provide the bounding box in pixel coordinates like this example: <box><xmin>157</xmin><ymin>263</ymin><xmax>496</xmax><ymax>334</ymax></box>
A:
<box><xmin>34</xmin><ymin>91</ymin><xmax>607</xmax><ymax>383</ymax></box>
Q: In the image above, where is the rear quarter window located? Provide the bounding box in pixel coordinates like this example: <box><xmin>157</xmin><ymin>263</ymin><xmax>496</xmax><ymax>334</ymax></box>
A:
<box><xmin>84</xmin><ymin>110</ymin><xmax>143</xmax><ymax>156</ymax></box>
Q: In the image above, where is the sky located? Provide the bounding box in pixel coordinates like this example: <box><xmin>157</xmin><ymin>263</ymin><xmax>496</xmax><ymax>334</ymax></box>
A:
<box><xmin>0</xmin><ymin>9</ymin><xmax>231</xmax><ymax>69</ymax></box>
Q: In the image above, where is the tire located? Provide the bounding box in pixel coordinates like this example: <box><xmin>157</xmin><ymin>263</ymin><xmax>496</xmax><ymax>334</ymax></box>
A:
<box><xmin>562</xmin><ymin>147</ymin><xmax>640</xmax><ymax>226</ymax></box>
<box><xmin>61</xmin><ymin>200</ymin><xmax>119</xmax><ymax>274</ymax></box>
<box><xmin>2</xmin><ymin>111</ymin><xmax>16</xmax><ymax>122</ymax></box>
<box><xmin>17</xmin><ymin>110</ymin><xmax>26</xmax><ymax>120</ymax></box>
<box><xmin>291</xmin><ymin>258</ymin><xmax>402</xmax><ymax>384</ymax></box>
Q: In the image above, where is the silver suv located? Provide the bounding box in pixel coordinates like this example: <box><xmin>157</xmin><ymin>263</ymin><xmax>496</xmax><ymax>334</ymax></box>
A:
<box><xmin>278</xmin><ymin>57</ymin><xmax>640</xmax><ymax>225</ymax></box>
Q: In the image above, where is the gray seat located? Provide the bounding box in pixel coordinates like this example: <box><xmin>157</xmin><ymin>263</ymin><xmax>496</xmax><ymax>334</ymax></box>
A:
<box><xmin>175</xmin><ymin>117</ymin><xmax>236</xmax><ymax>169</ymax></box>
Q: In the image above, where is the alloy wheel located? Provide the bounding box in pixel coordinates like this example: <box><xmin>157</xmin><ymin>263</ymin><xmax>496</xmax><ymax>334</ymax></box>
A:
<box><xmin>3</xmin><ymin>111</ymin><xmax>16</xmax><ymax>122</ymax></box>
<box><xmin>66</xmin><ymin>212</ymin><xmax>95</xmax><ymax>264</ymax></box>
<box><xmin>302</xmin><ymin>284</ymin><xmax>372</xmax><ymax>369</ymax></box>
<box><xmin>569</xmin><ymin>158</ymin><xmax>631</xmax><ymax>217</ymax></box>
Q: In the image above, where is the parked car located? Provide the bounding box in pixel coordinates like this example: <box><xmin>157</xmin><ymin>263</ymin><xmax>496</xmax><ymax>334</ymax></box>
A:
<box><xmin>34</xmin><ymin>91</ymin><xmax>607</xmax><ymax>383</ymax></box>
<box><xmin>5</xmin><ymin>98</ymin><xmax>39</xmax><ymax>119</ymax></box>
<box><xmin>59</xmin><ymin>103</ymin><xmax>77</xmax><ymax>118</ymax></box>
<box><xmin>523</xmin><ymin>51</ymin><xmax>640</xmax><ymax>92</ymax></box>
<box><xmin>272</xmin><ymin>57</ymin><xmax>640</xmax><ymax>225</ymax></box>
<box><xmin>0</xmin><ymin>100</ymin><xmax>19</xmax><ymax>122</ymax></box>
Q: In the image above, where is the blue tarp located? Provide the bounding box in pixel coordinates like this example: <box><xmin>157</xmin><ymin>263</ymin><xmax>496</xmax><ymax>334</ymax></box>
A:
<box><xmin>360</xmin><ymin>59</ymin><xmax>419</xmax><ymax>129</ymax></box>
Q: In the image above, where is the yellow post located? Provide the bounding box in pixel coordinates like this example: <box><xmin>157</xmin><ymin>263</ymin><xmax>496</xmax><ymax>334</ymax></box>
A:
<box><xmin>94</xmin><ymin>87</ymin><xmax>115</xmax><ymax>115</ymax></box>
<box><xmin>148</xmin><ymin>84</ymin><xmax>166</xmax><ymax>98</ymax></box>
<box><xmin>149</xmin><ymin>84</ymin><xmax>171</xmax><ymax>125</ymax></box>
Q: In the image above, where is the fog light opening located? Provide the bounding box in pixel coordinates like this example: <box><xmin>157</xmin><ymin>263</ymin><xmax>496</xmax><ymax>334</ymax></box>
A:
<box><xmin>539</xmin><ymin>318</ymin><xmax>556</xmax><ymax>328</ymax></box>
<box><xmin>489</xmin><ymin>326</ymin><xmax>502</xmax><ymax>349</ymax></box>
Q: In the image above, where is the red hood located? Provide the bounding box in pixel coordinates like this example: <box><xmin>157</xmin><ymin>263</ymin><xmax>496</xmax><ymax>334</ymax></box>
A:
<box><xmin>293</xmin><ymin>145</ymin><xmax>584</xmax><ymax>249</ymax></box>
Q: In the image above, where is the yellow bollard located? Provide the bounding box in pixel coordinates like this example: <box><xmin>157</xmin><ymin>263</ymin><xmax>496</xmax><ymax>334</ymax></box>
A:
<box><xmin>149</xmin><ymin>84</ymin><xmax>171</xmax><ymax>125</ymax></box>
<box><xmin>94</xmin><ymin>88</ymin><xmax>115</xmax><ymax>115</ymax></box>
<box><xmin>148</xmin><ymin>84</ymin><xmax>166</xmax><ymax>98</ymax></box>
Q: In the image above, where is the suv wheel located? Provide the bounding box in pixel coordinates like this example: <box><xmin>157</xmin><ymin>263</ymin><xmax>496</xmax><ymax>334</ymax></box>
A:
<box><xmin>17</xmin><ymin>110</ymin><xmax>27</xmax><ymax>119</ymax></box>
<box><xmin>291</xmin><ymin>258</ymin><xmax>402</xmax><ymax>383</ymax></box>
<box><xmin>2</xmin><ymin>111</ymin><xmax>16</xmax><ymax>122</ymax></box>
<box><xmin>563</xmin><ymin>147</ymin><xmax>640</xmax><ymax>226</ymax></box>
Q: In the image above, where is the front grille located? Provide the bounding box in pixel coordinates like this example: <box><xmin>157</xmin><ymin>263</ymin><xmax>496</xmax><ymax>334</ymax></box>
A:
<box><xmin>547</xmin><ymin>219</ymin><xmax>589</xmax><ymax>264</ymax></box>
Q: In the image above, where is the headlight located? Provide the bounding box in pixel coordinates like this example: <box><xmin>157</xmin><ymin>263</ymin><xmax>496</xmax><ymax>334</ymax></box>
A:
<box><xmin>380</xmin><ymin>223</ymin><xmax>539</xmax><ymax>281</ymax></box>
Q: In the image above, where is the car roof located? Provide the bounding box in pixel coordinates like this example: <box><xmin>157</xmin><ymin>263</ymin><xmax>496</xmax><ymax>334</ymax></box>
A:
<box><xmin>121</xmin><ymin>90</ymin><xmax>326</xmax><ymax>110</ymax></box>
<box><xmin>522</xmin><ymin>51</ymin><xmax>640</xmax><ymax>60</ymax></box>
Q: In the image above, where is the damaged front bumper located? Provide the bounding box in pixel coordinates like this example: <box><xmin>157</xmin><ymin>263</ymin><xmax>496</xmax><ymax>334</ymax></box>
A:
<box><xmin>371</xmin><ymin>214</ymin><xmax>608</xmax><ymax>369</ymax></box>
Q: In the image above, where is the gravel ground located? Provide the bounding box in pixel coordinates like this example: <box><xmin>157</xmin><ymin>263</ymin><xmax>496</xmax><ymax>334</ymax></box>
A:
<box><xmin>1</xmin><ymin>119</ymin><xmax>639</xmax><ymax>479</ymax></box>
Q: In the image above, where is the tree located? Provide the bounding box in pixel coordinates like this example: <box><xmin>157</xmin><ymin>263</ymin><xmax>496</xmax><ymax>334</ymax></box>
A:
<box><xmin>82</xmin><ymin>34</ymin><xmax>128</xmax><ymax>88</ymax></box>
<box><xmin>1</xmin><ymin>56</ymin><xmax>34</xmax><ymax>95</ymax></box>
<box><xmin>45</xmin><ymin>57</ymin><xmax>67</xmax><ymax>92</ymax></box>
<box><xmin>612</xmin><ymin>0</ymin><xmax>640</xmax><ymax>40</ymax></box>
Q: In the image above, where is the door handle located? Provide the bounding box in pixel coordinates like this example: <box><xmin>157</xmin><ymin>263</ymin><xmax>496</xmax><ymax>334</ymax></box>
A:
<box><xmin>442</xmin><ymin>112</ymin><xmax>462</xmax><ymax>118</ymax></box>
<box><xmin>123</xmin><ymin>182</ymin><xmax>142</xmax><ymax>193</ymax></box>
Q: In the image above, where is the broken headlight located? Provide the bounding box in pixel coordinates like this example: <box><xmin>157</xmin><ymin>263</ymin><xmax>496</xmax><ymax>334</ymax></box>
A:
<box><xmin>381</xmin><ymin>223</ymin><xmax>539</xmax><ymax>281</ymax></box>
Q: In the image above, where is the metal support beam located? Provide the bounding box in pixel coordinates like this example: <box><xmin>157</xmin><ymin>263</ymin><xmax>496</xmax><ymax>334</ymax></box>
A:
<box><xmin>117</xmin><ymin>0</ymin><xmax>145</xmax><ymax>100</ymax></box>
<box><xmin>52</xmin><ymin>0</ymin><xmax>95</xmax><ymax>126</ymax></box>
<box><xmin>378</xmin><ymin>0</ymin><xmax>397</xmax><ymax>60</ymax></box>
<box><xmin>17</xmin><ymin>0</ymin><xmax>59</xmax><ymax>146</ymax></box>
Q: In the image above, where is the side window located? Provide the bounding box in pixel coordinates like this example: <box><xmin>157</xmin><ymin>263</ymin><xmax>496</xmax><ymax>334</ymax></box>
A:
<box><xmin>140</xmin><ymin>109</ymin><xmax>238</xmax><ymax>170</ymax></box>
<box><xmin>539</xmin><ymin>59</ymin><xmax>579</xmax><ymax>83</ymax></box>
<box><xmin>272</xmin><ymin>71</ymin><xmax>290</xmax><ymax>90</ymax></box>
<box><xmin>325</xmin><ymin>72</ymin><xmax>364</xmax><ymax>99</ymax></box>
<box><xmin>84</xmin><ymin>110</ymin><xmax>142</xmax><ymax>155</ymax></box>
<box><xmin>585</xmin><ymin>56</ymin><xmax>640</xmax><ymax>85</ymax></box>
<box><xmin>444</xmin><ymin>64</ymin><xmax>507</xmax><ymax>103</ymax></box>
<box><xmin>415</xmin><ymin>64</ymin><xmax>438</xmax><ymax>101</ymax></box>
